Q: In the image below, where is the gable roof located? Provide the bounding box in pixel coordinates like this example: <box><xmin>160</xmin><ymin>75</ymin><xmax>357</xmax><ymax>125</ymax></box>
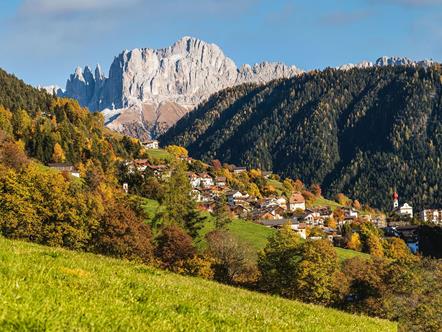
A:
<box><xmin>289</xmin><ymin>192</ymin><xmax>305</xmax><ymax>204</ymax></box>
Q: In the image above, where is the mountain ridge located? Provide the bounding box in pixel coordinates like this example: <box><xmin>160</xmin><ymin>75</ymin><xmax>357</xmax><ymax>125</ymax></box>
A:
<box><xmin>160</xmin><ymin>64</ymin><xmax>442</xmax><ymax>211</ymax></box>
<box><xmin>58</xmin><ymin>36</ymin><xmax>302</xmax><ymax>139</ymax></box>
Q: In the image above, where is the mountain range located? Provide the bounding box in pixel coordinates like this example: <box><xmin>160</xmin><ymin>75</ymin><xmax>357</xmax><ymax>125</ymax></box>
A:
<box><xmin>52</xmin><ymin>36</ymin><xmax>435</xmax><ymax>140</ymax></box>
<box><xmin>57</xmin><ymin>37</ymin><xmax>302</xmax><ymax>139</ymax></box>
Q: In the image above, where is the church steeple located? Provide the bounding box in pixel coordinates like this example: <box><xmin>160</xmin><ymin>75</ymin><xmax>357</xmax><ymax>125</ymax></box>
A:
<box><xmin>393</xmin><ymin>191</ymin><xmax>399</xmax><ymax>209</ymax></box>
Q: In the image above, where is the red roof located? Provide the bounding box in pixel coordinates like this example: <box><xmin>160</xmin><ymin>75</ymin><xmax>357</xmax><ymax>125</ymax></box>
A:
<box><xmin>393</xmin><ymin>192</ymin><xmax>399</xmax><ymax>200</ymax></box>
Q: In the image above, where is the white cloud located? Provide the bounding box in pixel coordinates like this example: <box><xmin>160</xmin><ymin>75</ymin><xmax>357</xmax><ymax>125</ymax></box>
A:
<box><xmin>19</xmin><ymin>0</ymin><xmax>141</xmax><ymax>16</ymax></box>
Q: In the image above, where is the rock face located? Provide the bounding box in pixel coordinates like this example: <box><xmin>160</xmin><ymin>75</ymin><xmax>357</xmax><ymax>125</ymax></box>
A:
<box><xmin>61</xmin><ymin>37</ymin><xmax>303</xmax><ymax>139</ymax></box>
<box><xmin>338</xmin><ymin>56</ymin><xmax>435</xmax><ymax>71</ymax></box>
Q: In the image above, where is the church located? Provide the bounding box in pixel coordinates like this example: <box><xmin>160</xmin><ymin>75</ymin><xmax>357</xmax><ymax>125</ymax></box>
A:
<box><xmin>392</xmin><ymin>192</ymin><xmax>413</xmax><ymax>218</ymax></box>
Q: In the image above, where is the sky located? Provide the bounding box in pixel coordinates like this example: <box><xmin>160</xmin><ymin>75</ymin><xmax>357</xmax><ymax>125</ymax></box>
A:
<box><xmin>1</xmin><ymin>0</ymin><xmax>442</xmax><ymax>87</ymax></box>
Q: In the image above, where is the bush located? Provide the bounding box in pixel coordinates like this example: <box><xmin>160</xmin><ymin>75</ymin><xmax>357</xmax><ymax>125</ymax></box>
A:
<box><xmin>155</xmin><ymin>224</ymin><xmax>196</xmax><ymax>269</ymax></box>
<box><xmin>206</xmin><ymin>230</ymin><xmax>256</xmax><ymax>284</ymax></box>
<box><xmin>93</xmin><ymin>198</ymin><xmax>154</xmax><ymax>263</ymax></box>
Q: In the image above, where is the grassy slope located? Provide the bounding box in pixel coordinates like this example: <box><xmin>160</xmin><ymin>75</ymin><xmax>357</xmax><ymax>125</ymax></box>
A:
<box><xmin>141</xmin><ymin>198</ymin><xmax>367</xmax><ymax>260</ymax></box>
<box><xmin>145</xmin><ymin>148</ymin><xmax>172</xmax><ymax>160</ymax></box>
<box><xmin>309</xmin><ymin>197</ymin><xmax>345</xmax><ymax>210</ymax></box>
<box><xmin>0</xmin><ymin>238</ymin><xmax>395</xmax><ymax>331</ymax></box>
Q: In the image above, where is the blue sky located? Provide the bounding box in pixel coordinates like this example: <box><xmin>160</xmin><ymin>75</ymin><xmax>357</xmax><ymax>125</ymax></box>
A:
<box><xmin>1</xmin><ymin>0</ymin><xmax>442</xmax><ymax>87</ymax></box>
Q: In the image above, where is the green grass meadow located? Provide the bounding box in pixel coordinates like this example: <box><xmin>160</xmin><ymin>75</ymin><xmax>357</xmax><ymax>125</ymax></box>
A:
<box><xmin>0</xmin><ymin>237</ymin><xmax>396</xmax><ymax>331</ymax></box>
<box><xmin>141</xmin><ymin>197</ymin><xmax>368</xmax><ymax>261</ymax></box>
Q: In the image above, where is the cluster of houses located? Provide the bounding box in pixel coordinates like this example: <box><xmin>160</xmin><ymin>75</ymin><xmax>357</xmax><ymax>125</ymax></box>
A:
<box><xmin>187</xmin><ymin>171</ymin><xmax>376</xmax><ymax>240</ymax></box>
<box><xmin>128</xmin><ymin>159</ymin><xmax>171</xmax><ymax>178</ymax></box>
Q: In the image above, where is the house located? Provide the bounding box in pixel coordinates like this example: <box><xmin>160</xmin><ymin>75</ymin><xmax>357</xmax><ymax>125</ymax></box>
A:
<box><xmin>231</xmin><ymin>204</ymin><xmax>250</xmax><ymax>218</ymax></box>
<box><xmin>188</xmin><ymin>173</ymin><xmax>214</xmax><ymax>188</ymax></box>
<box><xmin>188</xmin><ymin>172</ymin><xmax>201</xmax><ymax>188</ymax></box>
<box><xmin>396</xmin><ymin>203</ymin><xmax>413</xmax><ymax>218</ymax></box>
<box><xmin>301</xmin><ymin>211</ymin><xmax>315</xmax><ymax>224</ymax></box>
<box><xmin>420</xmin><ymin>209</ymin><xmax>442</xmax><ymax>224</ymax></box>
<box><xmin>261</xmin><ymin>171</ymin><xmax>273</xmax><ymax>179</ymax></box>
<box><xmin>253</xmin><ymin>206</ymin><xmax>285</xmax><ymax>220</ymax></box>
<box><xmin>300</xmin><ymin>208</ymin><xmax>328</xmax><ymax>225</ymax></box>
<box><xmin>289</xmin><ymin>192</ymin><xmax>306</xmax><ymax>211</ymax></box>
<box><xmin>191</xmin><ymin>189</ymin><xmax>203</xmax><ymax>202</ymax></box>
<box><xmin>344</xmin><ymin>208</ymin><xmax>358</xmax><ymax>219</ymax></box>
<box><xmin>260</xmin><ymin>196</ymin><xmax>287</xmax><ymax>210</ymax></box>
<box><xmin>226</xmin><ymin>190</ymin><xmax>250</xmax><ymax>205</ymax></box>
<box><xmin>199</xmin><ymin>173</ymin><xmax>214</xmax><ymax>188</ymax></box>
<box><xmin>131</xmin><ymin>159</ymin><xmax>149</xmax><ymax>172</ymax></box>
<box><xmin>48</xmin><ymin>163</ymin><xmax>80</xmax><ymax>178</ymax></box>
<box><xmin>141</xmin><ymin>140</ymin><xmax>159</xmax><ymax>149</ymax></box>
<box><xmin>233</xmin><ymin>166</ymin><xmax>247</xmax><ymax>174</ymax></box>
<box><xmin>146</xmin><ymin>164</ymin><xmax>169</xmax><ymax>178</ymax></box>
<box><xmin>215</xmin><ymin>176</ymin><xmax>227</xmax><ymax>188</ymax></box>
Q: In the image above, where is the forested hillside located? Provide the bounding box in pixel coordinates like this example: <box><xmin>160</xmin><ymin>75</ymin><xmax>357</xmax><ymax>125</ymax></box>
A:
<box><xmin>0</xmin><ymin>68</ymin><xmax>140</xmax><ymax>168</ymax></box>
<box><xmin>161</xmin><ymin>65</ymin><xmax>442</xmax><ymax>210</ymax></box>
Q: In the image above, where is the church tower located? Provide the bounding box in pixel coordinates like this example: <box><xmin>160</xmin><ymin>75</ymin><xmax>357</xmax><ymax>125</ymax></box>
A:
<box><xmin>393</xmin><ymin>191</ymin><xmax>399</xmax><ymax>210</ymax></box>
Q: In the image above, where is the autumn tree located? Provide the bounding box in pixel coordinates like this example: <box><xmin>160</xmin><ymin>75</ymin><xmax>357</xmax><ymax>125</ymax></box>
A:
<box><xmin>325</xmin><ymin>216</ymin><xmax>337</xmax><ymax>229</ymax></box>
<box><xmin>92</xmin><ymin>198</ymin><xmax>154</xmax><ymax>263</ymax></box>
<box><xmin>206</xmin><ymin>230</ymin><xmax>256</xmax><ymax>284</ymax></box>
<box><xmin>310</xmin><ymin>183</ymin><xmax>321</xmax><ymax>197</ymax></box>
<box><xmin>384</xmin><ymin>237</ymin><xmax>417</xmax><ymax>263</ymax></box>
<box><xmin>296</xmin><ymin>239</ymin><xmax>347</xmax><ymax>305</ymax></box>
<box><xmin>51</xmin><ymin>143</ymin><xmax>66</xmax><ymax>163</ymax></box>
<box><xmin>0</xmin><ymin>106</ymin><xmax>13</xmax><ymax>135</ymax></box>
<box><xmin>155</xmin><ymin>224</ymin><xmax>196</xmax><ymax>269</ymax></box>
<box><xmin>352</xmin><ymin>199</ymin><xmax>362</xmax><ymax>210</ymax></box>
<box><xmin>166</xmin><ymin>145</ymin><xmax>188</xmax><ymax>158</ymax></box>
<box><xmin>360</xmin><ymin>222</ymin><xmax>385</xmax><ymax>257</ymax></box>
<box><xmin>258</xmin><ymin>223</ymin><xmax>302</xmax><ymax>297</ymax></box>
<box><xmin>347</xmin><ymin>233</ymin><xmax>362</xmax><ymax>251</ymax></box>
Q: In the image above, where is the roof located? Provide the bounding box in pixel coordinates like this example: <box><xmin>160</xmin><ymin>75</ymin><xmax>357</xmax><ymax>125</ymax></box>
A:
<box><xmin>48</xmin><ymin>163</ymin><xmax>74</xmax><ymax>168</ymax></box>
<box><xmin>215</xmin><ymin>176</ymin><xmax>226</xmax><ymax>182</ymax></box>
<box><xmin>258</xmin><ymin>219</ymin><xmax>296</xmax><ymax>226</ymax></box>
<box><xmin>289</xmin><ymin>192</ymin><xmax>305</xmax><ymax>204</ymax></box>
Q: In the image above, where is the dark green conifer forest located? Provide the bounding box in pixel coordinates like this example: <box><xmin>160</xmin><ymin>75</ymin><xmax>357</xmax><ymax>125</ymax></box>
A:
<box><xmin>161</xmin><ymin>65</ymin><xmax>442</xmax><ymax>210</ymax></box>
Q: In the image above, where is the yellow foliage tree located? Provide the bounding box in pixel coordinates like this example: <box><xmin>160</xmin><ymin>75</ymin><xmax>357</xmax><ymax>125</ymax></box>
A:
<box><xmin>325</xmin><ymin>217</ymin><xmax>337</xmax><ymax>229</ymax></box>
<box><xmin>347</xmin><ymin>233</ymin><xmax>362</xmax><ymax>251</ymax></box>
<box><xmin>52</xmin><ymin>143</ymin><xmax>66</xmax><ymax>163</ymax></box>
<box><xmin>166</xmin><ymin>145</ymin><xmax>188</xmax><ymax>158</ymax></box>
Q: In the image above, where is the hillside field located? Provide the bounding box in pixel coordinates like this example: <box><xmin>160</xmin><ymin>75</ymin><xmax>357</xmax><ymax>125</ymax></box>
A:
<box><xmin>0</xmin><ymin>237</ymin><xmax>395</xmax><ymax>331</ymax></box>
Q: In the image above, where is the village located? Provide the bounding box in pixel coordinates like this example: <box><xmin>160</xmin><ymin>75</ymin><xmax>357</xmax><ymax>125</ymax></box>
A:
<box><xmin>47</xmin><ymin>139</ymin><xmax>442</xmax><ymax>250</ymax></box>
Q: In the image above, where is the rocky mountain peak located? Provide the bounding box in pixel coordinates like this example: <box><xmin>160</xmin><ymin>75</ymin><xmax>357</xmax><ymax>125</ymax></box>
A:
<box><xmin>60</xmin><ymin>36</ymin><xmax>304</xmax><ymax>139</ymax></box>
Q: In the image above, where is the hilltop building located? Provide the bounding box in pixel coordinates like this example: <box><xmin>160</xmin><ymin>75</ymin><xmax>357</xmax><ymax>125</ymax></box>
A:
<box><xmin>392</xmin><ymin>192</ymin><xmax>413</xmax><ymax>218</ymax></box>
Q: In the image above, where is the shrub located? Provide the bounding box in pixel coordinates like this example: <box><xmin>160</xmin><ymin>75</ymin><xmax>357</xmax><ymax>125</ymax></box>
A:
<box><xmin>155</xmin><ymin>224</ymin><xmax>196</xmax><ymax>269</ymax></box>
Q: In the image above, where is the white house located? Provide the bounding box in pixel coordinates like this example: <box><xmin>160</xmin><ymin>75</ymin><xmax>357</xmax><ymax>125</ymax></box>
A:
<box><xmin>398</xmin><ymin>203</ymin><xmax>413</xmax><ymax>218</ymax></box>
<box><xmin>289</xmin><ymin>192</ymin><xmax>306</xmax><ymax>211</ymax></box>
<box><xmin>344</xmin><ymin>208</ymin><xmax>358</xmax><ymax>219</ymax></box>
<box><xmin>215</xmin><ymin>176</ymin><xmax>227</xmax><ymax>188</ymax></box>
<box><xmin>233</xmin><ymin>166</ymin><xmax>247</xmax><ymax>174</ymax></box>
<box><xmin>420</xmin><ymin>209</ymin><xmax>442</xmax><ymax>224</ymax></box>
<box><xmin>227</xmin><ymin>190</ymin><xmax>249</xmax><ymax>205</ymax></box>
<box><xmin>188</xmin><ymin>173</ymin><xmax>201</xmax><ymax>188</ymax></box>
<box><xmin>141</xmin><ymin>140</ymin><xmax>159</xmax><ymax>149</ymax></box>
<box><xmin>199</xmin><ymin>173</ymin><xmax>214</xmax><ymax>188</ymax></box>
<box><xmin>48</xmin><ymin>163</ymin><xmax>80</xmax><ymax>178</ymax></box>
